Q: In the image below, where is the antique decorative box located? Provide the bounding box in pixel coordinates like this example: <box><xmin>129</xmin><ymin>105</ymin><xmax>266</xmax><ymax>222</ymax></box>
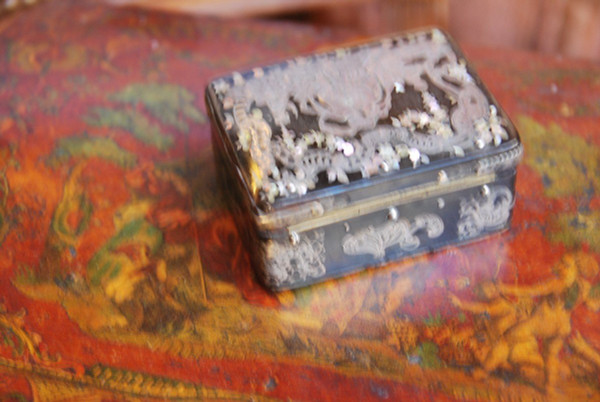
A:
<box><xmin>205</xmin><ymin>29</ymin><xmax>523</xmax><ymax>290</ymax></box>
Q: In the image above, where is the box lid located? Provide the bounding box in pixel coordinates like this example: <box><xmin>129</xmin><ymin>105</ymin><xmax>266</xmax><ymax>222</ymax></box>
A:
<box><xmin>206</xmin><ymin>29</ymin><xmax>522</xmax><ymax>235</ymax></box>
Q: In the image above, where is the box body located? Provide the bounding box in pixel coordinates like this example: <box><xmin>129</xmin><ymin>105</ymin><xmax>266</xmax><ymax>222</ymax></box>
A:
<box><xmin>206</xmin><ymin>29</ymin><xmax>522</xmax><ymax>290</ymax></box>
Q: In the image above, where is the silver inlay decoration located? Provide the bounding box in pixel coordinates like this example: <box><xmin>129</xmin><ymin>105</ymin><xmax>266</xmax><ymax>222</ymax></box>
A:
<box><xmin>457</xmin><ymin>185</ymin><xmax>513</xmax><ymax>240</ymax></box>
<box><xmin>476</xmin><ymin>143</ymin><xmax>524</xmax><ymax>174</ymax></box>
<box><xmin>264</xmin><ymin>230</ymin><xmax>326</xmax><ymax>287</ymax></box>
<box><xmin>213</xmin><ymin>29</ymin><xmax>513</xmax><ymax>203</ymax></box>
<box><xmin>480</xmin><ymin>184</ymin><xmax>491</xmax><ymax>197</ymax></box>
<box><xmin>342</xmin><ymin>213</ymin><xmax>444</xmax><ymax>259</ymax></box>
<box><xmin>437</xmin><ymin>170</ymin><xmax>448</xmax><ymax>184</ymax></box>
<box><xmin>288</xmin><ymin>231</ymin><xmax>300</xmax><ymax>245</ymax></box>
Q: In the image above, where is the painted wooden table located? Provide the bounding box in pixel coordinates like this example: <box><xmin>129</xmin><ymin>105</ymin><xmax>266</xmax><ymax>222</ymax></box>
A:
<box><xmin>1</xmin><ymin>1</ymin><xmax>600</xmax><ymax>400</ymax></box>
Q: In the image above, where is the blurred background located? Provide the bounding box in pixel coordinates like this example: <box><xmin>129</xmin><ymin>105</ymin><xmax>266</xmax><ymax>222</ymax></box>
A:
<box><xmin>4</xmin><ymin>0</ymin><xmax>600</xmax><ymax>60</ymax></box>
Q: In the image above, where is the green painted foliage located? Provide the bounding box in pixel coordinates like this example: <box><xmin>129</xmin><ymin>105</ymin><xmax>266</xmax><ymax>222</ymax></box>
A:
<box><xmin>86</xmin><ymin>107</ymin><xmax>173</xmax><ymax>151</ymax></box>
<box><xmin>423</xmin><ymin>312</ymin><xmax>443</xmax><ymax>327</ymax></box>
<box><xmin>88</xmin><ymin>218</ymin><xmax>163</xmax><ymax>286</ymax></box>
<box><xmin>54</xmin><ymin>135</ymin><xmax>137</xmax><ymax>167</ymax></box>
<box><xmin>414</xmin><ymin>341</ymin><xmax>443</xmax><ymax>369</ymax></box>
<box><xmin>110</xmin><ymin>83</ymin><xmax>205</xmax><ymax>133</ymax></box>
<box><xmin>84</xmin><ymin>83</ymin><xmax>206</xmax><ymax>152</ymax></box>
<box><xmin>52</xmin><ymin>192</ymin><xmax>92</xmax><ymax>244</ymax></box>
<box><xmin>550</xmin><ymin>211</ymin><xmax>600</xmax><ymax>253</ymax></box>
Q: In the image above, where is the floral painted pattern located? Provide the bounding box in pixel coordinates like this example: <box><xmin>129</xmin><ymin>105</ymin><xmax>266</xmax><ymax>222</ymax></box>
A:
<box><xmin>1</xmin><ymin>0</ymin><xmax>600</xmax><ymax>401</ymax></box>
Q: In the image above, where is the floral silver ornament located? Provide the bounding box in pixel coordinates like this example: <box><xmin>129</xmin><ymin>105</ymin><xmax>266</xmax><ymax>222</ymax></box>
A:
<box><xmin>214</xmin><ymin>29</ymin><xmax>513</xmax><ymax>203</ymax></box>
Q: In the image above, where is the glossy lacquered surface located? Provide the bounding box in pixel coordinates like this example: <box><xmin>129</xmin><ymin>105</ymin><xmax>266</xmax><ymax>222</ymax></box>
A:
<box><xmin>1</xmin><ymin>1</ymin><xmax>600</xmax><ymax>400</ymax></box>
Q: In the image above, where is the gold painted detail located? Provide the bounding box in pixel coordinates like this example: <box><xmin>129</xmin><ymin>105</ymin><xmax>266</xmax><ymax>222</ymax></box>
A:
<box><xmin>86</xmin><ymin>364</ymin><xmax>255</xmax><ymax>400</ymax></box>
<box><xmin>0</xmin><ymin>356</ymin><xmax>258</xmax><ymax>401</ymax></box>
<box><xmin>256</xmin><ymin>200</ymin><xmax>325</xmax><ymax>232</ymax></box>
<box><xmin>449</xmin><ymin>253</ymin><xmax>600</xmax><ymax>395</ymax></box>
<box><xmin>0</xmin><ymin>305</ymin><xmax>258</xmax><ymax>400</ymax></box>
<box><xmin>0</xmin><ymin>304</ymin><xmax>69</xmax><ymax>373</ymax></box>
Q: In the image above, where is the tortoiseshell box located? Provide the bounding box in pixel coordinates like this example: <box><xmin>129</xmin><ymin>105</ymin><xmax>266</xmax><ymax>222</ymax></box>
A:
<box><xmin>205</xmin><ymin>29</ymin><xmax>523</xmax><ymax>290</ymax></box>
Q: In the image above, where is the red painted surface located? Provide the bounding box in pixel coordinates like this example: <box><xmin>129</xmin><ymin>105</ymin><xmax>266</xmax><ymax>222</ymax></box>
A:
<box><xmin>1</xmin><ymin>1</ymin><xmax>600</xmax><ymax>400</ymax></box>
